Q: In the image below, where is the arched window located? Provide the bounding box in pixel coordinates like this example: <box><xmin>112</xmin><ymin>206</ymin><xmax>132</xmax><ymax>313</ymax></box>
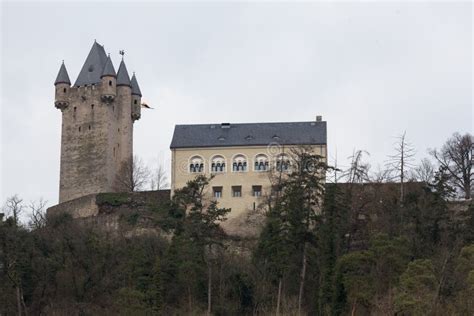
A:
<box><xmin>254</xmin><ymin>154</ymin><xmax>269</xmax><ymax>171</ymax></box>
<box><xmin>276</xmin><ymin>154</ymin><xmax>291</xmax><ymax>172</ymax></box>
<box><xmin>211</xmin><ymin>155</ymin><xmax>226</xmax><ymax>173</ymax></box>
<box><xmin>232</xmin><ymin>154</ymin><xmax>247</xmax><ymax>172</ymax></box>
<box><xmin>189</xmin><ymin>156</ymin><xmax>204</xmax><ymax>173</ymax></box>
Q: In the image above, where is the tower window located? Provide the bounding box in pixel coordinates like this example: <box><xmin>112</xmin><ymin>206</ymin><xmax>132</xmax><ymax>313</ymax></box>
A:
<box><xmin>63</xmin><ymin>88</ymin><xmax>67</xmax><ymax>93</ymax></box>
<box><xmin>134</xmin><ymin>100</ymin><xmax>137</xmax><ymax>105</ymax></box>
<box><xmin>73</xmin><ymin>107</ymin><xmax>77</xmax><ymax>113</ymax></box>
<box><xmin>88</xmin><ymin>125</ymin><xmax>91</xmax><ymax>130</ymax></box>
<box><xmin>78</xmin><ymin>126</ymin><xmax>81</xmax><ymax>132</ymax></box>
<box><xmin>113</xmin><ymin>147</ymin><xmax>115</xmax><ymax>157</ymax></box>
<box><xmin>91</xmin><ymin>104</ymin><xmax>94</xmax><ymax>110</ymax></box>
<box><xmin>232</xmin><ymin>186</ymin><xmax>242</xmax><ymax>198</ymax></box>
<box><xmin>109</xmin><ymin>80</ymin><xmax>112</xmax><ymax>86</ymax></box>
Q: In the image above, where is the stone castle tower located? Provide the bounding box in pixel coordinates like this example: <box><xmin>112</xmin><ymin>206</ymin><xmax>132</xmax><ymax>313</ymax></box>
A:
<box><xmin>54</xmin><ymin>41</ymin><xmax>142</xmax><ymax>203</ymax></box>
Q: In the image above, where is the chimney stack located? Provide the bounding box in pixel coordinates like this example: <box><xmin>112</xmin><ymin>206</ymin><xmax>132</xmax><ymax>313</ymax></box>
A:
<box><xmin>316</xmin><ymin>115</ymin><xmax>322</xmax><ymax>122</ymax></box>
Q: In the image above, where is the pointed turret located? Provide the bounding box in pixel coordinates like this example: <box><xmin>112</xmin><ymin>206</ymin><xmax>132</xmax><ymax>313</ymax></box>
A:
<box><xmin>116</xmin><ymin>60</ymin><xmax>131</xmax><ymax>87</ymax></box>
<box><xmin>54</xmin><ymin>61</ymin><xmax>71</xmax><ymax>110</ymax></box>
<box><xmin>55</xmin><ymin>61</ymin><xmax>71</xmax><ymax>85</ymax></box>
<box><xmin>100</xmin><ymin>55</ymin><xmax>117</xmax><ymax>102</ymax></box>
<box><xmin>74</xmin><ymin>41</ymin><xmax>108</xmax><ymax>87</ymax></box>
<box><xmin>101</xmin><ymin>55</ymin><xmax>116</xmax><ymax>78</ymax></box>
<box><xmin>130</xmin><ymin>73</ymin><xmax>142</xmax><ymax>96</ymax></box>
<box><xmin>131</xmin><ymin>73</ymin><xmax>142</xmax><ymax>121</ymax></box>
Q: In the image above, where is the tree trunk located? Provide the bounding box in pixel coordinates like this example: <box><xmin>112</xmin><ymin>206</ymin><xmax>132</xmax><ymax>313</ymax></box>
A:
<box><xmin>188</xmin><ymin>286</ymin><xmax>192</xmax><ymax>313</ymax></box>
<box><xmin>298</xmin><ymin>243</ymin><xmax>308</xmax><ymax>315</ymax></box>
<box><xmin>207</xmin><ymin>263</ymin><xmax>212</xmax><ymax>316</ymax></box>
<box><xmin>276</xmin><ymin>278</ymin><xmax>282</xmax><ymax>316</ymax></box>
<box><xmin>16</xmin><ymin>285</ymin><xmax>22</xmax><ymax>316</ymax></box>
<box><xmin>351</xmin><ymin>299</ymin><xmax>357</xmax><ymax>316</ymax></box>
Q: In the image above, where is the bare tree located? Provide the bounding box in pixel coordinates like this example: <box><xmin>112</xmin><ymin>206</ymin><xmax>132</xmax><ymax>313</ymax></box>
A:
<box><xmin>3</xmin><ymin>195</ymin><xmax>24</xmax><ymax>226</ymax></box>
<box><xmin>411</xmin><ymin>158</ymin><xmax>435</xmax><ymax>184</ymax></box>
<box><xmin>150</xmin><ymin>161</ymin><xmax>169</xmax><ymax>190</ymax></box>
<box><xmin>1</xmin><ymin>195</ymin><xmax>27</xmax><ymax>315</ymax></box>
<box><xmin>115</xmin><ymin>155</ymin><xmax>151</xmax><ymax>192</ymax></box>
<box><xmin>386</xmin><ymin>132</ymin><xmax>416</xmax><ymax>204</ymax></box>
<box><xmin>344</xmin><ymin>149</ymin><xmax>371</xmax><ymax>184</ymax></box>
<box><xmin>369</xmin><ymin>164</ymin><xmax>393</xmax><ymax>183</ymax></box>
<box><xmin>27</xmin><ymin>198</ymin><xmax>48</xmax><ymax>230</ymax></box>
<box><xmin>429</xmin><ymin>132</ymin><xmax>473</xmax><ymax>199</ymax></box>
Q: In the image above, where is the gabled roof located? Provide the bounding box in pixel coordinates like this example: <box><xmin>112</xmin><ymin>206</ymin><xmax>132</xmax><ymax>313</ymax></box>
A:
<box><xmin>116</xmin><ymin>60</ymin><xmax>131</xmax><ymax>86</ymax></box>
<box><xmin>131</xmin><ymin>73</ymin><xmax>142</xmax><ymax>96</ymax></box>
<box><xmin>101</xmin><ymin>55</ymin><xmax>116</xmax><ymax>78</ymax></box>
<box><xmin>74</xmin><ymin>41</ymin><xmax>108</xmax><ymax>87</ymax></box>
<box><xmin>170</xmin><ymin>121</ymin><xmax>327</xmax><ymax>149</ymax></box>
<box><xmin>54</xmin><ymin>62</ymin><xmax>71</xmax><ymax>85</ymax></box>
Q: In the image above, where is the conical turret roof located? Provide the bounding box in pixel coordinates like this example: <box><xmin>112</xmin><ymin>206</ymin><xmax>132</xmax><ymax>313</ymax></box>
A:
<box><xmin>101</xmin><ymin>55</ymin><xmax>116</xmax><ymax>78</ymax></box>
<box><xmin>131</xmin><ymin>73</ymin><xmax>142</xmax><ymax>96</ymax></box>
<box><xmin>54</xmin><ymin>61</ymin><xmax>71</xmax><ymax>85</ymax></box>
<box><xmin>74</xmin><ymin>41</ymin><xmax>108</xmax><ymax>87</ymax></box>
<box><xmin>116</xmin><ymin>60</ymin><xmax>131</xmax><ymax>86</ymax></box>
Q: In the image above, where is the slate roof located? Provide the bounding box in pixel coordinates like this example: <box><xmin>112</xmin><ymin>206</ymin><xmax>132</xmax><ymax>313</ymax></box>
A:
<box><xmin>170</xmin><ymin>121</ymin><xmax>327</xmax><ymax>149</ymax></box>
<box><xmin>101</xmin><ymin>55</ymin><xmax>116</xmax><ymax>78</ymax></box>
<box><xmin>74</xmin><ymin>41</ymin><xmax>108</xmax><ymax>87</ymax></box>
<box><xmin>131</xmin><ymin>73</ymin><xmax>142</xmax><ymax>96</ymax></box>
<box><xmin>54</xmin><ymin>62</ymin><xmax>71</xmax><ymax>85</ymax></box>
<box><xmin>116</xmin><ymin>60</ymin><xmax>131</xmax><ymax>86</ymax></box>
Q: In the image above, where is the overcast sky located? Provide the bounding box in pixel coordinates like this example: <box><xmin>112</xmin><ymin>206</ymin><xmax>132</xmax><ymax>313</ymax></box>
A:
<box><xmin>0</xmin><ymin>1</ymin><xmax>472</xmax><ymax>208</ymax></box>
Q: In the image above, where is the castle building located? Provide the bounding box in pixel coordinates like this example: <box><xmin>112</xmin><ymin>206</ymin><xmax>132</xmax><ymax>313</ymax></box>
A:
<box><xmin>170</xmin><ymin>119</ymin><xmax>327</xmax><ymax>225</ymax></box>
<box><xmin>54</xmin><ymin>41</ymin><xmax>142</xmax><ymax>203</ymax></box>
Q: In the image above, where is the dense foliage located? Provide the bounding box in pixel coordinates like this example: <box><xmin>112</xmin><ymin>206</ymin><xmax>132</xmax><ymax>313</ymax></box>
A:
<box><xmin>1</xmin><ymin>133</ymin><xmax>473</xmax><ymax>315</ymax></box>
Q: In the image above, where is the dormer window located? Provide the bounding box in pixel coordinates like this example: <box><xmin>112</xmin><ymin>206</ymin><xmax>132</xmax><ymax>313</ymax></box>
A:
<box><xmin>254</xmin><ymin>154</ymin><xmax>269</xmax><ymax>171</ymax></box>
<box><xmin>189</xmin><ymin>156</ymin><xmax>204</xmax><ymax>173</ymax></box>
<box><xmin>232</xmin><ymin>154</ymin><xmax>247</xmax><ymax>172</ymax></box>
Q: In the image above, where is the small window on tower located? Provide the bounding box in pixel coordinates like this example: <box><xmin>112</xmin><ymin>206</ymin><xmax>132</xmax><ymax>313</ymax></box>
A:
<box><xmin>73</xmin><ymin>107</ymin><xmax>77</xmax><ymax>113</ymax></box>
<box><xmin>91</xmin><ymin>104</ymin><xmax>94</xmax><ymax>110</ymax></box>
<box><xmin>78</xmin><ymin>126</ymin><xmax>81</xmax><ymax>132</ymax></box>
<box><xmin>63</xmin><ymin>88</ymin><xmax>67</xmax><ymax>93</ymax></box>
<box><xmin>134</xmin><ymin>100</ymin><xmax>137</xmax><ymax>105</ymax></box>
<box><xmin>88</xmin><ymin>125</ymin><xmax>91</xmax><ymax>130</ymax></box>
<box><xmin>109</xmin><ymin>80</ymin><xmax>112</xmax><ymax>86</ymax></box>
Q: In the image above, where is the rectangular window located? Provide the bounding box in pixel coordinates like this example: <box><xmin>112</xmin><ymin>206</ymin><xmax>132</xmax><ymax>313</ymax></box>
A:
<box><xmin>213</xmin><ymin>186</ymin><xmax>222</xmax><ymax>198</ymax></box>
<box><xmin>232</xmin><ymin>186</ymin><xmax>242</xmax><ymax>197</ymax></box>
<box><xmin>252</xmin><ymin>185</ymin><xmax>262</xmax><ymax>197</ymax></box>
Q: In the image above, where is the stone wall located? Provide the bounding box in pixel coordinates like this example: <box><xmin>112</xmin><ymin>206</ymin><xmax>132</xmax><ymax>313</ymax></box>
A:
<box><xmin>56</xmin><ymin>80</ymin><xmax>136</xmax><ymax>203</ymax></box>
<box><xmin>47</xmin><ymin>190</ymin><xmax>172</xmax><ymax>238</ymax></box>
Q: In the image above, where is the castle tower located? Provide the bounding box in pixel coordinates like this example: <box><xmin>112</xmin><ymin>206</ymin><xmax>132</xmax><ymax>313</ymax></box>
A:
<box><xmin>54</xmin><ymin>41</ymin><xmax>142</xmax><ymax>203</ymax></box>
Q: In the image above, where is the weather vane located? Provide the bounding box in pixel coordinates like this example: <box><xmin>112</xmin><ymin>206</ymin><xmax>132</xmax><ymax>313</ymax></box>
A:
<box><xmin>119</xmin><ymin>50</ymin><xmax>125</xmax><ymax>59</ymax></box>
